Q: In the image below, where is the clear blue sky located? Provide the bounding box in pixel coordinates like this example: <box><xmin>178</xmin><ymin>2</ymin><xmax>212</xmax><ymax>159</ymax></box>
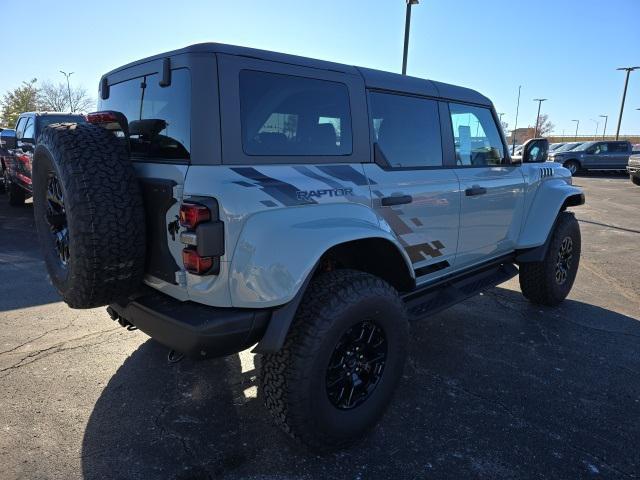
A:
<box><xmin>3</xmin><ymin>0</ymin><xmax>639</xmax><ymax>136</ymax></box>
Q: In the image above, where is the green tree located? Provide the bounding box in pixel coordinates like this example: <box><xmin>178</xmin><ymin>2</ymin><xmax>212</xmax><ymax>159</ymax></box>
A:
<box><xmin>1</xmin><ymin>79</ymin><xmax>40</xmax><ymax>127</ymax></box>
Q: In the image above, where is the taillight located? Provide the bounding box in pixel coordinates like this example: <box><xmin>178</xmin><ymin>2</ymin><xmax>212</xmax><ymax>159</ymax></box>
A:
<box><xmin>86</xmin><ymin>111</ymin><xmax>119</xmax><ymax>124</ymax></box>
<box><xmin>182</xmin><ymin>248</ymin><xmax>213</xmax><ymax>275</ymax></box>
<box><xmin>179</xmin><ymin>203</ymin><xmax>211</xmax><ymax>229</ymax></box>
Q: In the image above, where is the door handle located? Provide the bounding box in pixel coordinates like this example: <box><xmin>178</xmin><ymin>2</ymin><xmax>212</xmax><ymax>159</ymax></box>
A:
<box><xmin>381</xmin><ymin>195</ymin><xmax>413</xmax><ymax>206</ymax></box>
<box><xmin>465</xmin><ymin>186</ymin><xmax>487</xmax><ymax>196</ymax></box>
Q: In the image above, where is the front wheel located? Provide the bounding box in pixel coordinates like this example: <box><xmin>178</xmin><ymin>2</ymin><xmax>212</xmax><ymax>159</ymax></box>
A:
<box><xmin>260</xmin><ymin>269</ymin><xmax>409</xmax><ymax>451</ymax></box>
<box><xmin>519</xmin><ymin>211</ymin><xmax>581</xmax><ymax>306</ymax></box>
<box><xmin>631</xmin><ymin>175</ymin><xmax>640</xmax><ymax>186</ymax></box>
<box><xmin>563</xmin><ymin>160</ymin><xmax>580</xmax><ymax>176</ymax></box>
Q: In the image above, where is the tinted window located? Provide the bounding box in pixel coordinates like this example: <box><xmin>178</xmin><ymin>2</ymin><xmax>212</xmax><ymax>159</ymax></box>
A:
<box><xmin>15</xmin><ymin>117</ymin><xmax>27</xmax><ymax>138</ymax></box>
<box><xmin>369</xmin><ymin>92</ymin><xmax>442</xmax><ymax>168</ymax></box>
<box><xmin>100</xmin><ymin>68</ymin><xmax>191</xmax><ymax>160</ymax></box>
<box><xmin>449</xmin><ymin>103</ymin><xmax>505</xmax><ymax>166</ymax></box>
<box><xmin>22</xmin><ymin>118</ymin><xmax>35</xmax><ymax>140</ymax></box>
<box><xmin>608</xmin><ymin>142</ymin><xmax>628</xmax><ymax>152</ymax></box>
<box><xmin>239</xmin><ymin>70</ymin><xmax>352</xmax><ymax>156</ymax></box>
<box><xmin>38</xmin><ymin>115</ymin><xmax>86</xmax><ymax>132</ymax></box>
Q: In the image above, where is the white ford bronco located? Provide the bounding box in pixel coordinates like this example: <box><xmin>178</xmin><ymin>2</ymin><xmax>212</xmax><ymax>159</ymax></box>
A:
<box><xmin>31</xmin><ymin>43</ymin><xmax>584</xmax><ymax>450</ymax></box>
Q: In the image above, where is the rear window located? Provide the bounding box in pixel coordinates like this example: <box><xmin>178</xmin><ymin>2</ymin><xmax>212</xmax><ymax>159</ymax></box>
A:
<box><xmin>38</xmin><ymin>115</ymin><xmax>86</xmax><ymax>131</ymax></box>
<box><xmin>239</xmin><ymin>70</ymin><xmax>352</xmax><ymax>156</ymax></box>
<box><xmin>99</xmin><ymin>68</ymin><xmax>190</xmax><ymax>160</ymax></box>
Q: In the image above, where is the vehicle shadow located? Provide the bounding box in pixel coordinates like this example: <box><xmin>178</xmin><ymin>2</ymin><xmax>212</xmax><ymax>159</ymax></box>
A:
<box><xmin>0</xmin><ymin>200</ymin><xmax>61</xmax><ymax>312</ymax></box>
<box><xmin>81</xmin><ymin>287</ymin><xmax>640</xmax><ymax>479</ymax></box>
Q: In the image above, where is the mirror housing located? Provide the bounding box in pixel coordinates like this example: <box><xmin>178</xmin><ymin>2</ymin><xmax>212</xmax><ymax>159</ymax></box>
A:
<box><xmin>0</xmin><ymin>129</ymin><xmax>16</xmax><ymax>149</ymax></box>
<box><xmin>522</xmin><ymin>137</ymin><xmax>549</xmax><ymax>163</ymax></box>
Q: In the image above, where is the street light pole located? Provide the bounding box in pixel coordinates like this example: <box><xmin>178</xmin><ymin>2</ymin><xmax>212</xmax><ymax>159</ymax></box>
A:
<box><xmin>511</xmin><ymin>85</ymin><xmax>521</xmax><ymax>154</ymax></box>
<box><xmin>533</xmin><ymin>98</ymin><xmax>547</xmax><ymax>137</ymax></box>
<box><xmin>590</xmin><ymin>119</ymin><xmax>599</xmax><ymax>140</ymax></box>
<box><xmin>614</xmin><ymin>66</ymin><xmax>639</xmax><ymax>140</ymax></box>
<box><xmin>402</xmin><ymin>0</ymin><xmax>419</xmax><ymax>75</ymax></box>
<box><xmin>572</xmin><ymin>119</ymin><xmax>579</xmax><ymax>141</ymax></box>
<box><xmin>59</xmin><ymin>70</ymin><xmax>74</xmax><ymax>112</ymax></box>
<box><xmin>599</xmin><ymin>114</ymin><xmax>608</xmax><ymax>140</ymax></box>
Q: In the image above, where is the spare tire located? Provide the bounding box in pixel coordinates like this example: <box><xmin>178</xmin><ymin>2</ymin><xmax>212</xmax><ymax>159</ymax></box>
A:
<box><xmin>32</xmin><ymin>122</ymin><xmax>145</xmax><ymax>309</ymax></box>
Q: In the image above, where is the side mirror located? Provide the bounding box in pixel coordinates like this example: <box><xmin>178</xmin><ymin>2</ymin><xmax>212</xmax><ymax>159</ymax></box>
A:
<box><xmin>522</xmin><ymin>138</ymin><xmax>549</xmax><ymax>163</ymax></box>
<box><xmin>0</xmin><ymin>129</ymin><xmax>16</xmax><ymax>149</ymax></box>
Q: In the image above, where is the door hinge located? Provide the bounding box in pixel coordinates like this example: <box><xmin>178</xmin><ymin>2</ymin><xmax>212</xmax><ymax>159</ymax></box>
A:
<box><xmin>175</xmin><ymin>270</ymin><xmax>187</xmax><ymax>287</ymax></box>
<box><xmin>174</xmin><ymin>184</ymin><xmax>184</xmax><ymax>202</ymax></box>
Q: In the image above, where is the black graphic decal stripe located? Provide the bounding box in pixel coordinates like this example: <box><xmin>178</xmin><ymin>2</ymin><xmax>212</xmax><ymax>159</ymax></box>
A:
<box><xmin>317</xmin><ymin>165</ymin><xmax>375</xmax><ymax>186</ymax></box>
<box><xmin>231</xmin><ymin>167</ymin><xmax>316</xmax><ymax>206</ymax></box>
<box><xmin>293</xmin><ymin>166</ymin><xmax>345</xmax><ymax>189</ymax></box>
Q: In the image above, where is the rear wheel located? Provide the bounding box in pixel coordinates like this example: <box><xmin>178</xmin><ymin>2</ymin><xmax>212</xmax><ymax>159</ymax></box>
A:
<box><xmin>260</xmin><ymin>269</ymin><xmax>408</xmax><ymax>451</ymax></box>
<box><xmin>519</xmin><ymin>212</ymin><xmax>581</xmax><ymax>306</ymax></box>
<box><xmin>32</xmin><ymin>123</ymin><xmax>146</xmax><ymax>309</ymax></box>
<box><xmin>563</xmin><ymin>160</ymin><xmax>580</xmax><ymax>175</ymax></box>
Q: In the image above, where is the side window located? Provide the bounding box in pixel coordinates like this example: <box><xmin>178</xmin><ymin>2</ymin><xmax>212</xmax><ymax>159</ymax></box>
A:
<box><xmin>594</xmin><ymin>143</ymin><xmax>608</xmax><ymax>154</ymax></box>
<box><xmin>608</xmin><ymin>142</ymin><xmax>627</xmax><ymax>153</ymax></box>
<box><xmin>22</xmin><ymin>118</ymin><xmax>35</xmax><ymax>140</ymax></box>
<box><xmin>99</xmin><ymin>68</ymin><xmax>191</xmax><ymax>160</ymax></box>
<box><xmin>369</xmin><ymin>92</ymin><xmax>442</xmax><ymax>168</ymax></box>
<box><xmin>449</xmin><ymin>103</ymin><xmax>505</xmax><ymax>166</ymax></box>
<box><xmin>239</xmin><ymin>70</ymin><xmax>352</xmax><ymax>156</ymax></box>
<box><xmin>15</xmin><ymin>117</ymin><xmax>27</xmax><ymax>139</ymax></box>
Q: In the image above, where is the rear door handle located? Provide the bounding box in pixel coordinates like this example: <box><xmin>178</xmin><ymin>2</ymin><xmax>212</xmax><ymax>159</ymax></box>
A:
<box><xmin>381</xmin><ymin>195</ymin><xmax>413</xmax><ymax>206</ymax></box>
<box><xmin>465</xmin><ymin>186</ymin><xmax>487</xmax><ymax>196</ymax></box>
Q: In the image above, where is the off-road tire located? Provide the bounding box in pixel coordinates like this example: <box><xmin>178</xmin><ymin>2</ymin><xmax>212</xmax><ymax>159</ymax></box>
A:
<box><xmin>631</xmin><ymin>175</ymin><xmax>640</xmax><ymax>186</ymax></box>
<box><xmin>7</xmin><ymin>174</ymin><xmax>26</xmax><ymax>206</ymax></box>
<box><xmin>260</xmin><ymin>269</ymin><xmax>408</xmax><ymax>451</ymax></box>
<box><xmin>32</xmin><ymin>123</ymin><xmax>145</xmax><ymax>309</ymax></box>
<box><xmin>563</xmin><ymin>160</ymin><xmax>580</xmax><ymax>176</ymax></box>
<box><xmin>519</xmin><ymin>211</ymin><xmax>581</xmax><ymax>306</ymax></box>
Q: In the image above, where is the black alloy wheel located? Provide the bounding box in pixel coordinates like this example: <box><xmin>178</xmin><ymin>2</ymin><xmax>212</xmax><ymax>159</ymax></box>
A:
<box><xmin>326</xmin><ymin>320</ymin><xmax>387</xmax><ymax>410</ymax></box>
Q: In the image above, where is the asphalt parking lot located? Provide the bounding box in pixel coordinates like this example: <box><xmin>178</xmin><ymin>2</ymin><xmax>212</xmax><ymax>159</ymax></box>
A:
<box><xmin>0</xmin><ymin>174</ymin><xmax>638</xmax><ymax>480</ymax></box>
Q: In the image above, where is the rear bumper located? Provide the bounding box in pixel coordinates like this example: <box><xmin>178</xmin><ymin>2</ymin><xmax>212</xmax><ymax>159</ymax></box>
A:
<box><xmin>108</xmin><ymin>287</ymin><xmax>271</xmax><ymax>359</ymax></box>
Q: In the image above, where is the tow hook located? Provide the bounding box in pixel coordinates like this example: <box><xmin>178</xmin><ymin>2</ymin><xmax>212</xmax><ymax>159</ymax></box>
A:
<box><xmin>105</xmin><ymin>306</ymin><xmax>138</xmax><ymax>331</ymax></box>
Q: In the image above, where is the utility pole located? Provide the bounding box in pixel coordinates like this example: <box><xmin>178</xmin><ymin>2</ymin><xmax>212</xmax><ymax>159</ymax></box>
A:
<box><xmin>572</xmin><ymin>119</ymin><xmax>579</xmax><ymax>141</ymax></box>
<box><xmin>511</xmin><ymin>85</ymin><xmax>521</xmax><ymax>154</ymax></box>
<box><xmin>599</xmin><ymin>114</ymin><xmax>608</xmax><ymax>139</ymax></box>
<box><xmin>59</xmin><ymin>71</ymin><xmax>74</xmax><ymax>112</ymax></box>
<box><xmin>615</xmin><ymin>67</ymin><xmax>639</xmax><ymax>140</ymax></box>
<box><xmin>533</xmin><ymin>98</ymin><xmax>547</xmax><ymax>137</ymax></box>
<box><xmin>402</xmin><ymin>0</ymin><xmax>419</xmax><ymax>75</ymax></box>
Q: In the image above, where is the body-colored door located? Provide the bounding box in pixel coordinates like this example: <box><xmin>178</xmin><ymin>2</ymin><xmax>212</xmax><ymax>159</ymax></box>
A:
<box><xmin>445</xmin><ymin>102</ymin><xmax>526</xmax><ymax>269</ymax></box>
<box><xmin>365</xmin><ymin>92</ymin><xmax>460</xmax><ymax>283</ymax></box>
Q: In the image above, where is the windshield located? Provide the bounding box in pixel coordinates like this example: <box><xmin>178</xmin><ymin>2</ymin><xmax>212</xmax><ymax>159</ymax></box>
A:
<box><xmin>556</xmin><ymin>142</ymin><xmax>582</xmax><ymax>152</ymax></box>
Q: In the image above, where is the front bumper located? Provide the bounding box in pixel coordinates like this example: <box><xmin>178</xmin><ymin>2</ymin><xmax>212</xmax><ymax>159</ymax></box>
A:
<box><xmin>108</xmin><ymin>287</ymin><xmax>271</xmax><ymax>359</ymax></box>
<box><xmin>627</xmin><ymin>165</ymin><xmax>640</xmax><ymax>175</ymax></box>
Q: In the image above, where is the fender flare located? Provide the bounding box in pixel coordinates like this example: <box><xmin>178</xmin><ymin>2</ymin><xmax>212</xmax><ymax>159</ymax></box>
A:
<box><xmin>516</xmin><ymin>188</ymin><xmax>584</xmax><ymax>263</ymax></box>
<box><xmin>229</xmin><ymin>202</ymin><xmax>414</xmax><ymax>308</ymax></box>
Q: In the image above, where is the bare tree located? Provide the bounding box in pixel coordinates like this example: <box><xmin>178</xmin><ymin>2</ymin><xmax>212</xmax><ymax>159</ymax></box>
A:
<box><xmin>39</xmin><ymin>81</ymin><xmax>95</xmax><ymax>113</ymax></box>
<box><xmin>1</xmin><ymin>79</ymin><xmax>40</xmax><ymax>127</ymax></box>
<box><xmin>535</xmin><ymin>113</ymin><xmax>554</xmax><ymax>137</ymax></box>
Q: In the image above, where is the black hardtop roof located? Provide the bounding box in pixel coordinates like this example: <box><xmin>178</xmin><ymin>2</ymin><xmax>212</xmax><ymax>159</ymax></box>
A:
<box><xmin>102</xmin><ymin>43</ymin><xmax>492</xmax><ymax>107</ymax></box>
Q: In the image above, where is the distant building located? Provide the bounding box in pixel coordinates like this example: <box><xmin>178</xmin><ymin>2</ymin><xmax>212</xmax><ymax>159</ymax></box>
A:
<box><xmin>507</xmin><ymin>127</ymin><xmax>534</xmax><ymax>146</ymax></box>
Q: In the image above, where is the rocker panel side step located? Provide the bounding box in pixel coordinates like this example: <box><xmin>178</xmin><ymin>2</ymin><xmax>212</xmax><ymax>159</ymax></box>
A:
<box><xmin>403</xmin><ymin>260</ymin><xmax>518</xmax><ymax>321</ymax></box>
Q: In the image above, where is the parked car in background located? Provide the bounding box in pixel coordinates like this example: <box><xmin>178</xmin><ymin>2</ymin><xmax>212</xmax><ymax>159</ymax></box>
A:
<box><xmin>628</xmin><ymin>153</ymin><xmax>640</xmax><ymax>185</ymax></box>
<box><xmin>548</xmin><ymin>140</ymin><xmax>633</xmax><ymax>175</ymax></box>
<box><xmin>4</xmin><ymin>112</ymin><xmax>86</xmax><ymax>205</ymax></box>
<box><xmin>549</xmin><ymin>142</ymin><xmax>566</xmax><ymax>152</ymax></box>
